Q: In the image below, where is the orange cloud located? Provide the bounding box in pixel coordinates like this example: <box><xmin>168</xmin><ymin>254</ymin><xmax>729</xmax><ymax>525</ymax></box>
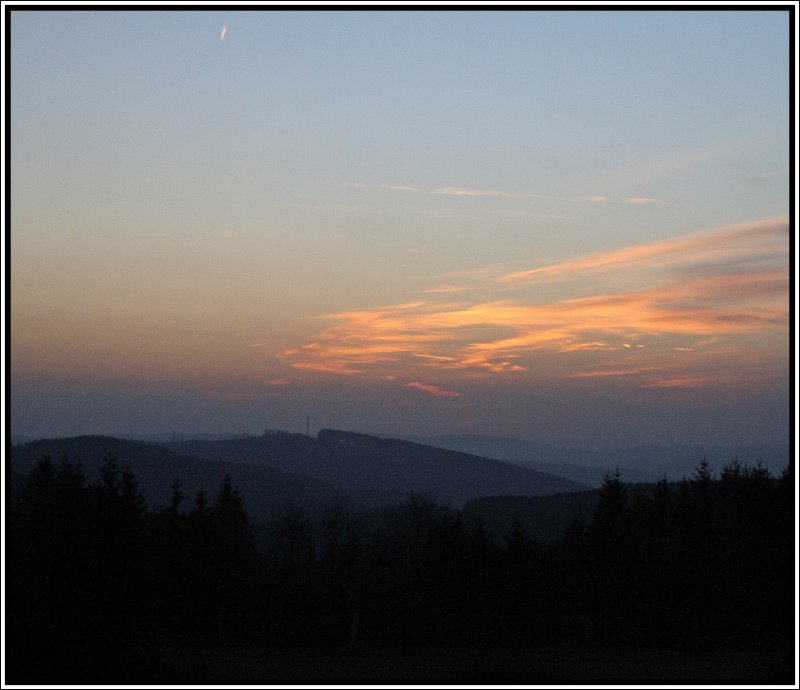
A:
<box><xmin>501</xmin><ymin>217</ymin><xmax>787</xmax><ymax>284</ymax></box>
<box><xmin>277</xmin><ymin>218</ymin><xmax>788</xmax><ymax>389</ymax></box>
<box><xmin>566</xmin><ymin>365</ymin><xmax>668</xmax><ymax>379</ymax></box>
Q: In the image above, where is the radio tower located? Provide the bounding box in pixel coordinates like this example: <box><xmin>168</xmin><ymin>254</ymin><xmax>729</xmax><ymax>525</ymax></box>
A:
<box><xmin>306</xmin><ymin>416</ymin><xmax>310</xmax><ymax>437</ymax></box>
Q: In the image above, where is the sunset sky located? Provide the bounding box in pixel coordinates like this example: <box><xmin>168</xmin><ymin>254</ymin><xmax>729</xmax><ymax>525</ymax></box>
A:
<box><xmin>8</xmin><ymin>8</ymin><xmax>792</xmax><ymax>448</ymax></box>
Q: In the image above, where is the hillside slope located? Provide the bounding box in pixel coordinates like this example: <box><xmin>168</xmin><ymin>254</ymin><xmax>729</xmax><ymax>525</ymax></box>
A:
<box><xmin>406</xmin><ymin>434</ymin><xmax>790</xmax><ymax>485</ymax></box>
<box><xmin>9</xmin><ymin>436</ymin><xmax>338</xmax><ymax>521</ymax></box>
<box><xmin>160</xmin><ymin>429</ymin><xmax>587</xmax><ymax>508</ymax></box>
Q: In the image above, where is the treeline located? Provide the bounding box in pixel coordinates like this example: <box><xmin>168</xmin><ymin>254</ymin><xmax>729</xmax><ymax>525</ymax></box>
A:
<box><xmin>6</xmin><ymin>455</ymin><xmax>794</xmax><ymax>682</ymax></box>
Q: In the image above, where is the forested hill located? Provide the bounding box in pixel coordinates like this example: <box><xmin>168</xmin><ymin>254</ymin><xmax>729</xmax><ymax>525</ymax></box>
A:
<box><xmin>9</xmin><ymin>435</ymin><xmax>338</xmax><ymax>520</ymax></box>
<box><xmin>160</xmin><ymin>428</ymin><xmax>587</xmax><ymax>508</ymax></box>
<box><xmin>10</xmin><ymin>430</ymin><xmax>586</xmax><ymax>515</ymax></box>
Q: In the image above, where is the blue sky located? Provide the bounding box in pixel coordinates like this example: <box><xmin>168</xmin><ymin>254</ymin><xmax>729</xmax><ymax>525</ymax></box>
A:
<box><xmin>9</xmin><ymin>8</ymin><xmax>791</xmax><ymax>447</ymax></box>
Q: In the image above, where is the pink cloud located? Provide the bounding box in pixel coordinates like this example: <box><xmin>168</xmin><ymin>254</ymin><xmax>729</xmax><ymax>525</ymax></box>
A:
<box><xmin>265</xmin><ymin>377</ymin><xmax>296</xmax><ymax>386</ymax></box>
<box><xmin>403</xmin><ymin>381</ymin><xmax>460</xmax><ymax>397</ymax></box>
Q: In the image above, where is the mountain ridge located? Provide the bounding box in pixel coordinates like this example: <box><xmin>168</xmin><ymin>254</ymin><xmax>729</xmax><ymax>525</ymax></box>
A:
<box><xmin>402</xmin><ymin>433</ymin><xmax>790</xmax><ymax>486</ymax></box>
<box><xmin>9</xmin><ymin>430</ymin><xmax>588</xmax><ymax>516</ymax></box>
<box><xmin>158</xmin><ymin>428</ymin><xmax>587</xmax><ymax>508</ymax></box>
<box><xmin>8</xmin><ymin>435</ymin><xmax>339</xmax><ymax>521</ymax></box>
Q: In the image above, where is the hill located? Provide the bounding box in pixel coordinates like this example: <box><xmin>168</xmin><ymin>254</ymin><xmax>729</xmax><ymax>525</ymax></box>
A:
<box><xmin>160</xmin><ymin>428</ymin><xmax>587</xmax><ymax>508</ymax></box>
<box><xmin>401</xmin><ymin>434</ymin><xmax>658</xmax><ymax>484</ymax></box>
<box><xmin>406</xmin><ymin>434</ymin><xmax>790</xmax><ymax>485</ymax></box>
<box><xmin>9</xmin><ymin>436</ymin><xmax>338</xmax><ymax>522</ymax></box>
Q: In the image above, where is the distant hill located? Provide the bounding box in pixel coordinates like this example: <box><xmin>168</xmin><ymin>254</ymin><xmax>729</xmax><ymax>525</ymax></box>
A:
<box><xmin>159</xmin><ymin>429</ymin><xmax>588</xmax><ymax>508</ymax></box>
<box><xmin>600</xmin><ymin>443</ymin><xmax>791</xmax><ymax>480</ymax></box>
<box><xmin>9</xmin><ymin>436</ymin><xmax>338</xmax><ymax>522</ymax></box>
<box><xmin>401</xmin><ymin>434</ymin><xmax>658</xmax><ymax>485</ymax></box>
<box><xmin>405</xmin><ymin>434</ymin><xmax>790</xmax><ymax>486</ymax></box>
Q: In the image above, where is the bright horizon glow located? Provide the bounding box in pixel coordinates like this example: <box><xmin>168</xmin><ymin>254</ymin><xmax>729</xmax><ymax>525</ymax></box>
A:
<box><xmin>8</xmin><ymin>7</ymin><xmax>793</xmax><ymax>448</ymax></box>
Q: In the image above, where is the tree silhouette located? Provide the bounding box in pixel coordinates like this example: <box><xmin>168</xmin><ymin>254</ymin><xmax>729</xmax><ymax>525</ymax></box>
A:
<box><xmin>212</xmin><ymin>473</ymin><xmax>254</xmax><ymax>557</ymax></box>
<box><xmin>8</xmin><ymin>456</ymin><xmax>99</xmax><ymax>678</ymax></box>
<box><xmin>588</xmin><ymin>468</ymin><xmax>635</xmax><ymax>647</ymax></box>
<box><xmin>7</xmin><ymin>448</ymin><xmax>794</xmax><ymax>682</ymax></box>
<box><xmin>166</xmin><ymin>476</ymin><xmax>185</xmax><ymax>517</ymax></box>
<box><xmin>592</xmin><ymin>468</ymin><xmax>628</xmax><ymax>532</ymax></box>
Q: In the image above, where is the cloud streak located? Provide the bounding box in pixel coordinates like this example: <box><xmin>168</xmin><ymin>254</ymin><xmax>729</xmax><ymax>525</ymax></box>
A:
<box><xmin>502</xmin><ymin>210</ymin><xmax>569</xmax><ymax>220</ymax></box>
<box><xmin>341</xmin><ymin>183</ymin><xmax>696</xmax><ymax>210</ymax></box>
<box><xmin>381</xmin><ymin>183</ymin><xmax>420</xmax><ymax>192</ymax></box>
<box><xmin>432</xmin><ymin>186</ymin><xmax>541</xmax><ymax>199</ymax></box>
<box><xmin>404</xmin><ymin>381</ymin><xmax>460</xmax><ymax>397</ymax></box>
<box><xmin>625</xmin><ymin>197</ymin><xmax>668</xmax><ymax>205</ymax></box>
<box><xmin>277</xmin><ymin>218</ymin><xmax>788</xmax><ymax>390</ymax></box>
<box><xmin>559</xmin><ymin>195</ymin><xmax>609</xmax><ymax>203</ymax></box>
<box><xmin>501</xmin><ymin>217</ymin><xmax>787</xmax><ymax>284</ymax></box>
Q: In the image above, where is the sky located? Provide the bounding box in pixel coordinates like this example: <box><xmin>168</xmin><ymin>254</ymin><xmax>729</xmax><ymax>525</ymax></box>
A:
<box><xmin>7</xmin><ymin>7</ymin><xmax>793</xmax><ymax>449</ymax></box>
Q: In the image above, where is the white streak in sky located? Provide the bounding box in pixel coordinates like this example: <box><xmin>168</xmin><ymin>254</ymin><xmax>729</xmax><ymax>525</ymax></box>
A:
<box><xmin>625</xmin><ymin>197</ymin><xmax>668</xmax><ymax>205</ymax></box>
<box><xmin>220</xmin><ymin>23</ymin><xmax>227</xmax><ymax>41</ymax></box>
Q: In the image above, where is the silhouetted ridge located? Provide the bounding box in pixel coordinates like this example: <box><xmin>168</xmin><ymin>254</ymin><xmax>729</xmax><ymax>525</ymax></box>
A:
<box><xmin>319</xmin><ymin>428</ymin><xmax>424</xmax><ymax>448</ymax></box>
<box><xmin>161</xmin><ymin>428</ymin><xmax>587</xmax><ymax>508</ymax></box>
<box><xmin>9</xmin><ymin>435</ymin><xmax>337</xmax><ymax>521</ymax></box>
<box><xmin>407</xmin><ymin>433</ymin><xmax>790</xmax><ymax>485</ymax></box>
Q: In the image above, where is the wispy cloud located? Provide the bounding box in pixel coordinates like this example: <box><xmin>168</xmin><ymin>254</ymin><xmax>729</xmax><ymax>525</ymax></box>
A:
<box><xmin>341</xmin><ymin>182</ymin><xmax>542</xmax><ymax>199</ymax></box>
<box><xmin>407</xmin><ymin>243</ymin><xmax>431</xmax><ymax>255</ymax></box>
<box><xmin>422</xmin><ymin>285</ymin><xmax>472</xmax><ymax>295</ymax></box>
<box><xmin>404</xmin><ymin>381</ymin><xmax>460</xmax><ymax>397</ymax></box>
<box><xmin>381</xmin><ymin>183</ymin><xmax>420</xmax><ymax>192</ymax></box>
<box><xmin>559</xmin><ymin>195</ymin><xmax>609</xmax><ymax>203</ymax></box>
<box><xmin>278</xmin><ymin>218</ymin><xmax>788</xmax><ymax>389</ymax></box>
<box><xmin>601</xmin><ymin>143</ymin><xmax>741</xmax><ymax>190</ymax></box>
<box><xmin>265</xmin><ymin>377</ymin><xmax>295</xmax><ymax>386</ymax></box>
<box><xmin>432</xmin><ymin>186</ymin><xmax>541</xmax><ymax>199</ymax></box>
<box><xmin>625</xmin><ymin>197</ymin><xmax>668</xmax><ymax>205</ymax></box>
<box><xmin>640</xmin><ymin>374</ymin><xmax>739</xmax><ymax>388</ymax></box>
<box><xmin>423</xmin><ymin>209</ymin><xmax>479</xmax><ymax>220</ymax></box>
<box><xmin>565</xmin><ymin>364</ymin><xmax>668</xmax><ymax>380</ymax></box>
<box><xmin>340</xmin><ymin>183</ymin><xmax>695</xmax><ymax>211</ymax></box>
<box><xmin>294</xmin><ymin>203</ymin><xmax>363</xmax><ymax>214</ymax></box>
<box><xmin>501</xmin><ymin>217</ymin><xmax>787</xmax><ymax>284</ymax></box>
<box><xmin>502</xmin><ymin>210</ymin><xmax>569</xmax><ymax>220</ymax></box>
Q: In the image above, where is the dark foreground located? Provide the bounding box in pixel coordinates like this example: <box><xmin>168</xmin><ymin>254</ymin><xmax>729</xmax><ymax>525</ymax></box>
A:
<box><xmin>25</xmin><ymin>643</ymin><xmax>795</xmax><ymax>684</ymax></box>
<box><xmin>7</xmin><ymin>455</ymin><xmax>795</xmax><ymax>684</ymax></box>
